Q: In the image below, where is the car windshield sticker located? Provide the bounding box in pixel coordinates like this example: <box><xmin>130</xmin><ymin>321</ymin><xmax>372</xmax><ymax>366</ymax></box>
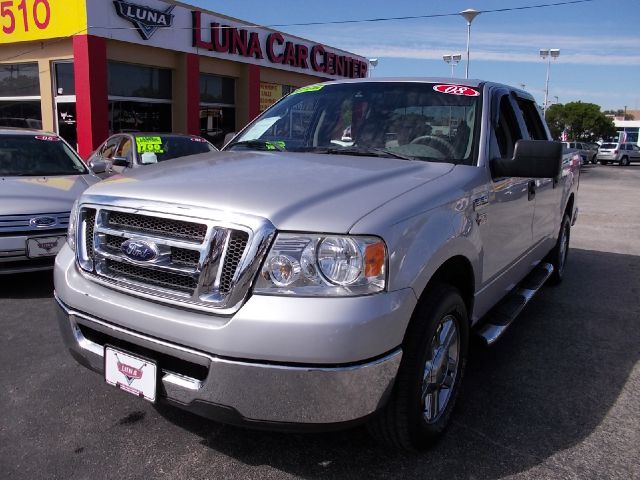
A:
<box><xmin>190</xmin><ymin>137</ymin><xmax>206</xmax><ymax>142</ymax></box>
<box><xmin>140</xmin><ymin>152</ymin><xmax>158</xmax><ymax>164</ymax></box>
<box><xmin>265</xmin><ymin>141</ymin><xmax>286</xmax><ymax>150</ymax></box>
<box><xmin>433</xmin><ymin>84</ymin><xmax>480</xmax><ymax>97</ymax></box>
<box><xmin>291</xmin><ymin>84</ymin><xmax>324</xmax><ymax>95</ymax></box>
<box><xmin>136</xmin><ymin>136</ymin><xmax>164</xmax><ymax>153</ymax></box>
<box><xmin>34</xmin><ymin>135</ymin><xmax>60</xmax><ymax>141</ymax></box>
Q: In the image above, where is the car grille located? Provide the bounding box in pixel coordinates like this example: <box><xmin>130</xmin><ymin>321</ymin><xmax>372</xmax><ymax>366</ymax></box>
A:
<box><xmin>76</xmin><ymin>204</ymin><xmax>266</xmax><ymax>313</ymax></box>
<box><xmin>0</xmin><ymin>211</ymin><xmax>70</xmax><ymax>236</ymax></box>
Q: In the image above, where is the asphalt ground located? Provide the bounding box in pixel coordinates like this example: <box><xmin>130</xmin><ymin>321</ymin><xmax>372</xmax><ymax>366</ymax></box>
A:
<box><xmin>1</xmin><ymin>164</ymin><xmax>639</xmax><ymax>480</ymax></box>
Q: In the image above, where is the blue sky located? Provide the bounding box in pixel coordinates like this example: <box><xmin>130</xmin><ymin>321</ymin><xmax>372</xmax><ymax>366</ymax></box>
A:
<box><xmin>190</xmin><ymin>0</ymin><xmax>640</xmax><ymax>111</ymax></box>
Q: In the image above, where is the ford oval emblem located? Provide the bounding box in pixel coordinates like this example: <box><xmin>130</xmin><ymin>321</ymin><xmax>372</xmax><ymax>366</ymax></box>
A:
<box><xmin>30</xmin><ymin>216</ymin><xmax>57</xmax><ymax>228</ymax></box>
<box><xmin>120</xmin><ymin>239</ymin><xmax>158</xmax><ymax>262</ymax></box>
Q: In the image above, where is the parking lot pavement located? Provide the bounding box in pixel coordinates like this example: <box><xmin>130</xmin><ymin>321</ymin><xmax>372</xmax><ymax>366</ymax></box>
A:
<box><xmin>1</xmin><ymin>164</ymin><xmax>639</xmax><ymax>480</ymax></box>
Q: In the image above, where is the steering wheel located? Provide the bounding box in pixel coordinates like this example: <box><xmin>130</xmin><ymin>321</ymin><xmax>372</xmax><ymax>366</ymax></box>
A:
<box><xmin>410</xmin><ymin>135</ymin><xmax>456</xmax><ymax>157</ymax></box>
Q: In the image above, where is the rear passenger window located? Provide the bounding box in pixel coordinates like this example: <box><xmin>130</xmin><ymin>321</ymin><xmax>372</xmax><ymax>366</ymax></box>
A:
<box><xmin>492</xmin><ymin>96</ymin><xmax>522</xmax><ymax>159</ymax></box>
<box><xmin>516</xmin><ymin>98</ymin><xmax>548</xmax><ymax>140</ymax></box>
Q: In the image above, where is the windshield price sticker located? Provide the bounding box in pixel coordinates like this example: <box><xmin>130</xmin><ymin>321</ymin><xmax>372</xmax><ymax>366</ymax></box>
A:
<box><xmin>34</xmin><ymin>135</ymin><xmax>60</xmax><ymax>141</ymax></box>
<box><xmin>291</xmin><ymin>84</ymin><xmax>324</xmax><ymax>95</ymax></box>
<box><xmin>136</xmin><ymin>136</ymin><xmax>164</xmax><ymax>153</ymax></box>
<box><xmin>433</xmin><ymin>85</ymin><xmax>480</xmax><ymax>97</ymax></box>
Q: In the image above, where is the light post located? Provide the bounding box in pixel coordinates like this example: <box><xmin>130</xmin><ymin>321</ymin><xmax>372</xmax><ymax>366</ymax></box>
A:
<box><xmin>368</xmin><ymin>58</ymin><xmax>378</xmax><ymax>77</ymax></box>
<box><xmin>459</xmin><ymin>9</ymin><xmax>480</xmax><ymax>79</ymax></box>
<box><xmin>540</xmin><ymin>48</ymin><xmax>560</xmax><ymax>116</ymax></box>
<box><xmin>442</xmin><ymin>54</ymin><xmax>462</xmax><ymax>78</ymax></box>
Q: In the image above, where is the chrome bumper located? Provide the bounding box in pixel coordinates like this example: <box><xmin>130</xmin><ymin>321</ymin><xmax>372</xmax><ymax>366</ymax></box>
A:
<box><xmin>54</xmin><ymin>295</ymin><xmax>402</xmax><ymax>426</ymax></box>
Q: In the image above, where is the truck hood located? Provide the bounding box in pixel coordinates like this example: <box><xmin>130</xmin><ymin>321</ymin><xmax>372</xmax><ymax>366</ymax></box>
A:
<box><xmin>0</xmin><ymin>174</ymin><xmax>98</xmax><ymax>216</ymax></box>
<box><xmin>85</xmin><ymin>152</ymin><xmax>454</xmax><ymax>232</ymax></box>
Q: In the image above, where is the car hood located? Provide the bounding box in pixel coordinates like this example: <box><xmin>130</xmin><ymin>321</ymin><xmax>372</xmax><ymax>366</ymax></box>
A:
<box><xmin>84</xmin><ymin>152</ymin><xmax>455</xmax><ymax>232</ymax></box>
<box><xmin>0</xmin><ymin>174</ymin><xmax>99</xmax><ymax>216</ymax></box>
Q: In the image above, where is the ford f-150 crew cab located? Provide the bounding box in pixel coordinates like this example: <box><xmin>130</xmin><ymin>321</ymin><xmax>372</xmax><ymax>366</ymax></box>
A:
<box><xmin>54</xmin><ymin>78</ymin><xmax>579</xmax><ymax>450</ymax></box>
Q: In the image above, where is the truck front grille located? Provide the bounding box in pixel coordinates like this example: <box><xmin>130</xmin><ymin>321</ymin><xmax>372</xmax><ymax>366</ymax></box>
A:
<box><xmin>75</xmin><ymin>203</ymin><xmax>273</xmax><ymax>314</ymax></box>
<box><xmin>107</xmin><ymin>211</ymin><xmax>207</xmax><ymax>242</ymax></box>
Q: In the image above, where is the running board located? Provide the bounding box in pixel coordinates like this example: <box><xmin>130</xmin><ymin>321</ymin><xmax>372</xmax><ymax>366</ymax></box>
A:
<box><xmin>477</xmin><ymin>262</ymin><xmax>554</xmax><ymax>346</ymax></box>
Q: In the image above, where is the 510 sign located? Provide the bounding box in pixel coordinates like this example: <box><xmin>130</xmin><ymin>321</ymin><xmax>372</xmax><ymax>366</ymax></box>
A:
<box><xmin>1</xmin><ymin>0</ymin><xmax>50</xmax><ymax>34</ymax></box>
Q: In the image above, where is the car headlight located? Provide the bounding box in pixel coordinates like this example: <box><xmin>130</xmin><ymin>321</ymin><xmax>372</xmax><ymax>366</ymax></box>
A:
<box><xmin>254</xmin><ymin>233</ymin><xmax>386</xmax><ymax>296</ymax></box>
<box><xmin>67</xmin><ymin>200</ymin><xmax>79</xmax><ymax>251</ymax></box>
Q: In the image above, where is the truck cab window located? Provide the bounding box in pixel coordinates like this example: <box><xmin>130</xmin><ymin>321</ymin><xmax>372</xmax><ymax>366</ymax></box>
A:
<box><xmin>492</xmin><ymin>95</ymin><xmax>522</xmax><ymax>159</ymax></box>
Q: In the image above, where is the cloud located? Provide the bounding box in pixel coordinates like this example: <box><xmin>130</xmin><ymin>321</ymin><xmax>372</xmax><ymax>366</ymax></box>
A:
<box><xmin>289</xmin><ymin>23</ymin><xmax>640</xmax><ymax>66</ymax></box>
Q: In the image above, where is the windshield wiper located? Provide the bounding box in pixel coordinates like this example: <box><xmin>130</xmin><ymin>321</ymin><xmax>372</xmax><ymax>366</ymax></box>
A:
<box><xmin>226</xmin><ymin>140</ymin><xmax>285</xmax><ymax>151</ymax></box>
<box><xmin>314</xmin><ymin>146</ymin><xmax>415</xmax><ymax>161</ymax></box>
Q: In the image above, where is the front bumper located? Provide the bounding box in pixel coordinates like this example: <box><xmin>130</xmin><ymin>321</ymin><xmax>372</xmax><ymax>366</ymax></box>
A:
<box><xmin>54</xmin><ymin>295</ymin><xmax>403</xmax><ymax>426</ymax></box>
<box><xmin>0</xmin><ymin>232</ymin><xmax>65</xmax><ymax>274</ymax></box>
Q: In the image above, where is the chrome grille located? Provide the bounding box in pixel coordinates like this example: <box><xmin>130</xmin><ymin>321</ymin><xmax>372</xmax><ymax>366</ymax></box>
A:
<box><xmin>107</xmin><ymin>211</ymin><xmax>207</xmax><ymax>242</ymax></box>
<box><xmin>105</xmin><ymin>259</ymin><xmax>197</xmax><ymax>293</ymax></box>
<box><xmin>84</xmin><ymin>209</ymin><xmax>96</xmax><ymax>260</ymax></box>
<box><xmin>76</xmin><ymin>201</ymin><xmax>275</xmax><ymax>314</ymax></box>
<box><xmin>220</xmin><ymin>231</ymin><xmax>249</xmax><ymax>294</ymax></box>
<box><xmin>0</xmin><ymin>211</ymin><xmax>70</xmax><ymax>234</ymax></box>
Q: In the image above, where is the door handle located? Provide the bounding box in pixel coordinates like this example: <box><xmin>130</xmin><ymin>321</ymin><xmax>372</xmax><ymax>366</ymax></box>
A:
<box><xmin>528</xmin><ymin>180</ymin><xmax>536</xmax><ymax>201</ymax></box>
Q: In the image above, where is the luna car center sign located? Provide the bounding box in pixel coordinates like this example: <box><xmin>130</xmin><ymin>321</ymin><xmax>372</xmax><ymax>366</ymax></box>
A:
<box><xmin>103</xmin><ymin>0</ymin><xmax>367</xmax><ymax>79</ymax></box>
<box><xmin>192</xmin><ymin>11</ymin><xmax>368</xmax><ymax>79</ymax></box>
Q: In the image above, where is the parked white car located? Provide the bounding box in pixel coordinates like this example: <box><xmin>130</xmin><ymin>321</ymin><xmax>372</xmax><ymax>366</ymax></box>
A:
<box><xmin>597</xmin><ymin>142</ymin><xmax>640</xmax><ymax>166</ymax></box>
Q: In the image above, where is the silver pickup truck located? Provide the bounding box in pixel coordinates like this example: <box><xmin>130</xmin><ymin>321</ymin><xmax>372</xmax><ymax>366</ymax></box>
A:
<box><xmin>54</xmin><ymin>78</ymin><xmax>579</xmax><ymax>450</ymax></box>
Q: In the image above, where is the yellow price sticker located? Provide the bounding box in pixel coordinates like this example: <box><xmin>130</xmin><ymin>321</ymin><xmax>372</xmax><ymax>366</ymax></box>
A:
<box><xmin>135</xmin><ymin>136</ymin><xmax>164</xmax><ymax>154</ymax></box>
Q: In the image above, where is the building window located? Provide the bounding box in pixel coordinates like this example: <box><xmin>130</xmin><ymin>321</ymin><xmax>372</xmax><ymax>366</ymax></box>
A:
<box><xmin>54</xmin><ymin>62</ymin><xmax>75</xmax><ymax>96</ymax></box>
<box><xmin>107</xmin><ymin>62</ymin><xmax>172</xmax><ymax>134</ymax></box>
<box><xmin>0</xmin><ymin>62</ymin><xmax>41</xmax><ymax>129</ymax></box>
<box><xmin>108</xmin><ymin>62</ymin><xmax>172</xmax><ymax>99</ymax></box>
<box><xmin>0</xmin><ymin>62</ymin><xmax>40</xmax><ymax>96</ymax></box>
<box><xmin>200</xmin><ymin>73</ymin><xmax>235</xmax><ymax>147</ymax></box>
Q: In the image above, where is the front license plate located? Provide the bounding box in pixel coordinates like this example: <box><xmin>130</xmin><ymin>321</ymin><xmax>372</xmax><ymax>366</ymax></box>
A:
<box><xmin>26</xmin><ymin>236</ymin><xmax>65</xmax><ymax>258</ymax></box>
<box><xmin>104</xmin><ymin>347</ymin><xmax>157</xmax><ymax>402</ymax></box>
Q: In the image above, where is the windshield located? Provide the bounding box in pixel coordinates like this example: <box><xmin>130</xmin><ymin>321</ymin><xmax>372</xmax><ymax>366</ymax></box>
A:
<box><xmin>0</xmin><ymin>134</ymin><xmax>88</xmax><ymax>176</ymax></box>
<box><xmin>600</xmin><ymin>143</ymin><xmax>617</xmax><ymax>149</ymax></box>
<box><xmin>226</xmin><ymin>82</ymin><xmax>481</xmax><ymax>165</ymax></box>
<box><xmin>133</xmin><ymin>135</ymin><xmax>216</xmax><ymax>164</ymax></box>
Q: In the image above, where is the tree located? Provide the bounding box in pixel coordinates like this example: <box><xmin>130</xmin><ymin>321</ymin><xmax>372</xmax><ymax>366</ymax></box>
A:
<box><xmin>544</xmin><ymin>102</ymin><xmax>615</xmax><ymax>141</ymax></box>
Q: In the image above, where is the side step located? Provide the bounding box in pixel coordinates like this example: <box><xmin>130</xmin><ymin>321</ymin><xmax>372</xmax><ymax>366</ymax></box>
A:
<box><xmin>477</xmin><ymin>262</ymin><xmax>554</xmax><ymax>346</ymax></box>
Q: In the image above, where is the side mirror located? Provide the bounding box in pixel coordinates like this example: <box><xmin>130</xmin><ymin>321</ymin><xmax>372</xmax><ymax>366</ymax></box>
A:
<box><xmin>222</xmin><ymin>132</ymin><xmax>236</xmax><ymax>148</ymax></box>
<box><xmin>491</xmin><ymin>140</ymin><xmax>562</xmax><ymax>178</ymax></box>
<box><xmin>111</xmin><ymin>156</ymin><xmax>131</xmax><ymax>168</ymax></box>
<box><xmin>88</xmin><ymin>158</ymin><xmax>107</xmax><ymax>174</ymax></box>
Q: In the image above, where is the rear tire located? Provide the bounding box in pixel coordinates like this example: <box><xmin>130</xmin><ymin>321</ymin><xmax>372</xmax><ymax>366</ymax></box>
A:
<box><xmin>367</xmin><ymin>284</ymin><xmax>469</xmax><ymax>451</ymax></box>
<box><xmin>548</xmin><ymin>214</ymin><xmax>571</xmax><ymax>285</ymax></box>
<box><xmin>620</xmin><ymin>156</ymin><xmax>630</xmax><ymax>166</ymax></box>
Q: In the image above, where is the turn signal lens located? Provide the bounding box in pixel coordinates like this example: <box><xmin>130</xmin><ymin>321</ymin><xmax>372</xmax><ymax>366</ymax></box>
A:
<box><xmin>364</xmin><ymin>241</ymin><xmax>385</xmax><ymax>277</ymax></box>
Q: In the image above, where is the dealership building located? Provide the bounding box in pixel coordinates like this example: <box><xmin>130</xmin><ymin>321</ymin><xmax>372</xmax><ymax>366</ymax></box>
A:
<box><xmin>0</xmin><ymin>0</ymin><xmax>368</xmax><ymax>156</ymax></box>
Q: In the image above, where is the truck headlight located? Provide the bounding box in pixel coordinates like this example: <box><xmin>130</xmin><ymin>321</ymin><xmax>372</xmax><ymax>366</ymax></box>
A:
<box><xmin>254</xmin><ymin>233</ymin><xmax>386</xmax><ymax>296</ymax></box>
<box><xmin>67</xmin><ymin>200</ymin><xmax>79</xmax><ymax>251</ymax></box>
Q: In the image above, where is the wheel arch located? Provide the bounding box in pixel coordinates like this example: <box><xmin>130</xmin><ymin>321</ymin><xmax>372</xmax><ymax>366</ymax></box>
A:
<box><xmin>415</xmin><ymin>255</ymin><xmax>475</xmax><ymax>325</ymax></box>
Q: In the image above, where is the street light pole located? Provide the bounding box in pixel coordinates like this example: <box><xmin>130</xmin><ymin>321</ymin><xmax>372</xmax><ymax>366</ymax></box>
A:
<box><xmin>540</xmin><ymin>48</ymin><xmax>560</xmax><ymax>116</ymax></box>
<box><xmin>443</xmin><ymin>54</ymin><xmax>462</xmax><ymax>78</ymax></box>
<box><xmin>368</xmin><ymin>58</ymin><xmax>378</xmax><ymax>77</ymax></box>
<box><xmin>459</xmin><ymin>9</ymin><xmax>480</xmax><ymax>79</ymax></box>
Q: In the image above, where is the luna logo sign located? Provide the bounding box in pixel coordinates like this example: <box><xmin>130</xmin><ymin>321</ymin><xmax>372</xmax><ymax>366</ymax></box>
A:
<box><xmin>113</xmin><ymin>0</ymin><xmax>175</xmax><ymax>40</ymax></box>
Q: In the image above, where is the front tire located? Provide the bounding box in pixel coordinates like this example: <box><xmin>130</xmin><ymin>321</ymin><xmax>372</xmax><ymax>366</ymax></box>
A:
<box><xmin>368</xmin><ymin>284</ymin><xmax>469</xmax><ymax>451</ymax></box>
<box><xmin>620</xmin><ymin>156</ymin><xmax>630</xmax><ymax>166</ymax></box>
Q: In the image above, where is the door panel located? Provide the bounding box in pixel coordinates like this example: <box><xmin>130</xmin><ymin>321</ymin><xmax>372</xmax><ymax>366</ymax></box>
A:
<box><xmin>480</xmin><ymin>92</ymin><xmax>534</xmax><ymax>285</ymax></box>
